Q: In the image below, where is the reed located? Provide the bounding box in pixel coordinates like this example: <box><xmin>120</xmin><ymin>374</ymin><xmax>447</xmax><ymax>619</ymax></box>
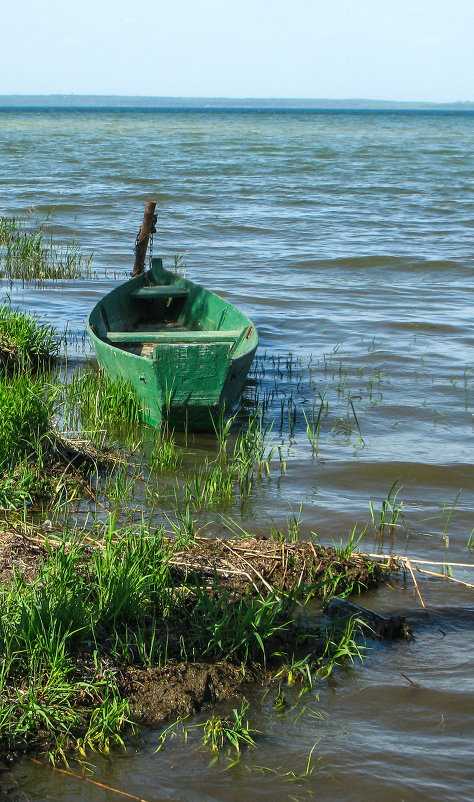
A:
<box><xmin>0</xmin><ymin>214</ymin><xmax>94</xmax><ymax>285</ymax></box>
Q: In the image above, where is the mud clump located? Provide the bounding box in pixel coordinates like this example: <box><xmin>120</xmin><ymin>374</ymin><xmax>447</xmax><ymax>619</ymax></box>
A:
<box><xmin>121</xmin><ymin>661</ymin><xmax>264</xmax><ymax>727</ymax></box>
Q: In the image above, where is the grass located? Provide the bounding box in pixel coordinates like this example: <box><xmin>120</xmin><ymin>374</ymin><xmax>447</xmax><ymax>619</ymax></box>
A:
<box><xmin>302</xmin><ymin>392</ymin><xmax>327</xmax><ymax>455</ymax></box>
<box><xmin>158</xmin><ymin>407</ymin><xmax>277</xmax><ymax>512</ymax></box>
<box><xmin>0</xmin><ymin>308</ymin><xmax>60</xmax><ymax>508</ymax></box>
<box><xmin>0</xmin><ymin>513</ymin><xmax>381</xmax><ymax>764</ymax></box>
<box><xmin>274</xmin><ymin>654</ymin><xmax>314</xmax><ymax>690</ymax></box>
<box><xmin>0</xmin><ymin>213</ymin><xmax>94</xmax><ymax>285</ymax></box>
<box><xmin>0</xmin><ymin>303</ymin><xmax>58</xmax><ymax>369</ymax></box>
<box><xmin>0</xmin><ymin>375</ymin><xmax>53</xmax><ymax>470</ymax></box>
<box><xmin>316</xmin><ymin>615</ymin><xmax>366</xmax><ymax>679</ymax></box>
<box><xmin>0</xmin><ymin>524</ymin><xmax>171</xmax><ymax>758</ymax></box>
<box><xmin>200</xmin><ymin>701</ymin><xmax>257</xmax><ymax>755</ymax></box>
<box><xmin>64</xmin><ymin>362</ymin><xmax>142</xmax><ymax>433</ymax></box>
<box><xmin>150</xmin><ymin>427</ymin><xmax>182</xmax><ymax>472</ymax></box>
<box><xmin>185</xmin><ymin>584</ymin><xmax>293</xmax><ymax>666</ymax></box>
<box><xmin>369</xmin><ymin>480</ymin><xmax>407</xmax><ymax>537</ymax></box>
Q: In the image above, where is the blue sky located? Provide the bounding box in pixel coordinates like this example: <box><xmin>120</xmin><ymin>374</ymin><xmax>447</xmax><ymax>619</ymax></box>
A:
<box><xmin>1</xmin><ymin>0</ymin><xmax>473</xmax><ymax>101</ymax></box>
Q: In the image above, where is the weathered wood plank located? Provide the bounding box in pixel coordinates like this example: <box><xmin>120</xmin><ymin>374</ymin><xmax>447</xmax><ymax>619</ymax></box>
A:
<box><xmin>106</xmin><ymin>330</ymin><xmax>242</xmax><ymax>344</ymax></box>
<box><xmin>130</xmin><ymin>286</ymin><xmax>189</xmax><ymax>299</ymax></box>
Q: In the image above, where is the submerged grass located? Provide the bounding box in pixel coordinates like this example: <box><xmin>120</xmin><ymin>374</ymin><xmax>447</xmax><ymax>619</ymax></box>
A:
<box><xmin>200</xmin><ymin>701</ymin><xmax>257</xmax><ymax>756</ymax></box>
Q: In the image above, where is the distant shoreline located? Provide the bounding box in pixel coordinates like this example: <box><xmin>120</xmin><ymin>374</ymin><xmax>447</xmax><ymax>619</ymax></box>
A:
<box><xmin>0</xmin><ymin>95</ymin><xmax>473</xmax><ymax>110</ymax></box>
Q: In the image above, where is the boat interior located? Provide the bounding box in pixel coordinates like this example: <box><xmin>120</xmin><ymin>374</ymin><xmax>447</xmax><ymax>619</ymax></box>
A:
<box><xmin>92</xmin><ymin>259</ymin><xmax>254</xmax><ymax>361</ymax></box>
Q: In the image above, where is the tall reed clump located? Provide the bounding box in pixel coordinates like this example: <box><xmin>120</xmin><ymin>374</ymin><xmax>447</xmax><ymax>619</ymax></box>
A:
<box><xmin>0</xmin><ymin>214</ymin><xmax>94</xmax><ymax>285</ymax></box>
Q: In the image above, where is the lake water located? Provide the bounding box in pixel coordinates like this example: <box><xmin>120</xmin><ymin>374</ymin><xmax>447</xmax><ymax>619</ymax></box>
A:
<box><xmin>1</xmin><ymin>108</ymin><xmax>473</xmax><ymax>801</ymax></box>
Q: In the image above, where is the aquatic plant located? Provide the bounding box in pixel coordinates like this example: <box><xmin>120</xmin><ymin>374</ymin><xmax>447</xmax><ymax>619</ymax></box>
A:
<box><xmin>369</xmin><ymin>480</ymin><xmax>407</xmax><ymax>536</ymax></box>
<box><xmin>200</xmin><ymin>701</ymin><xmax>257</xmax><ymax>755</ymax></box>
<box><xmin>0</xmin><ymin>213</ymin><xmax>94</xmax><ymax>285</ymax></box>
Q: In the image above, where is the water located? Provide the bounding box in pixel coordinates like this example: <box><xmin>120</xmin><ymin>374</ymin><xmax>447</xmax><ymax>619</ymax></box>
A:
<box><xmin>1</xmin><ymin>108</ymin><xmax>473</xmax><ymax>800</ymax></box>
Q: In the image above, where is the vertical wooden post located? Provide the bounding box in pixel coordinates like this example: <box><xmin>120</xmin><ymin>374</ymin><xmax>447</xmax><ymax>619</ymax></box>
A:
<box><xmin>131</xmin><ymin>200</ymin><xmax>157</xmax><ymax>277</ymax></box>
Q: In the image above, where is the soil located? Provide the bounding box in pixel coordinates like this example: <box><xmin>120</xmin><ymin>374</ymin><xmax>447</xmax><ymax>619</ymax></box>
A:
<box><xmin>120</xmin><ymin>661</ymin><xmax>266</xmax><ymax>727</ymax></box>
<box><xmin>0</xmin><ymin>524</ymin><xmax>48</xmax><ymax>584</ymax></box>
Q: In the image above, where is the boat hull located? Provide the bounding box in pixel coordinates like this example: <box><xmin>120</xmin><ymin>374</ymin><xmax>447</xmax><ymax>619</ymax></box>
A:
<box><xmin>87</xmin><ymin>259</ymin><xmax>258</xmax><ymax>430</ymax></box>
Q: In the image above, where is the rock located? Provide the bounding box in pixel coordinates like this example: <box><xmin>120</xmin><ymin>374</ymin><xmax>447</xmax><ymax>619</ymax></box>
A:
<box><xmin>326</xmin><ymin>597</ymin><xmax>411</xmax><ymax>640</ymax></box>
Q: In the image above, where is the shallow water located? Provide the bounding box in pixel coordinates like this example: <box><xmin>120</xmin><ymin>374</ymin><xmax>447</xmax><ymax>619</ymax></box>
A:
<box><xmin>1</xmin><ymin>108</ymin><xmax>473</xmax><ymax>800</ymax></box>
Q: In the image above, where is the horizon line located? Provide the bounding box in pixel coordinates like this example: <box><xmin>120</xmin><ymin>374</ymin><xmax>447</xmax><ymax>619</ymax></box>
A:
<box><xmin>0</xmin><ymin>94</ymin><xmax>473</xmax><ymax>109</ymax></box>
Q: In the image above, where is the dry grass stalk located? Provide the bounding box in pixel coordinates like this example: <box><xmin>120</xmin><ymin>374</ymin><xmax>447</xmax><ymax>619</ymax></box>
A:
<box><xmin>31</xmin><ymin>759</ymin><xmax>150</xmax><ymax>801</ymax></box>
<box><xmin>359</xmin><ymin>551</ymin><xmax>474</xmax><ymax>607</ymax></box>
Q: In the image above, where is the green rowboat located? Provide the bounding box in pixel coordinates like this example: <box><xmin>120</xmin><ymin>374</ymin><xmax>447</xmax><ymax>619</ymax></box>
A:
<box><xmin>87</xmin><ymin>257</ymin><xmax>258</xmax><ymax>429</ymax></box>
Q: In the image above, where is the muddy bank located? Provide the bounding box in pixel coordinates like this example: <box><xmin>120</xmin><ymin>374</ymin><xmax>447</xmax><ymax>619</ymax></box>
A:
<box><xmin>0</xmin><ymin>524</ymin><xmax>47</xmax><ymax>584</ymax></box>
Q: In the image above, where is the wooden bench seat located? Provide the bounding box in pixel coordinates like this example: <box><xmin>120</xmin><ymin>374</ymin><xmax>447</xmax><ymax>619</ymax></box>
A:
<box><xmin>106</xmin><ymin>330</ymin><xmax>242</xmax><ymax>344</ymax></box>
<box><xmin>130</xmin><ymin>286</ymin><xmax>189</xmax><ymax>300</ymax></box>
